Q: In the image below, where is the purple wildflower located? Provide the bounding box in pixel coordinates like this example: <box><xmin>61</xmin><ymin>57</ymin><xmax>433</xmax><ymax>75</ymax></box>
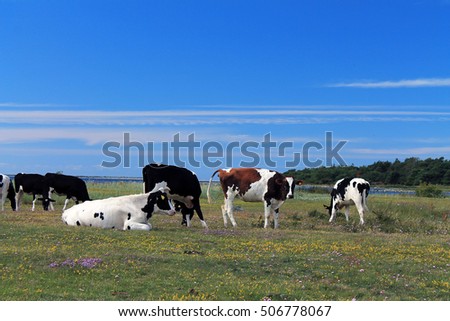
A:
<box><xmin>61</xmin><ymin>259</ymin><xmax>76</xmax><ymax>268</ymax></box>
<box><xmin>79</xmin><ymin>258</ymin><xmax>103</xmax><ymax>269</ymax></box>
<box><xmin>48</xmin><ymin>262</ymin><xmax>59</xmax><ymax>268</ymax></box>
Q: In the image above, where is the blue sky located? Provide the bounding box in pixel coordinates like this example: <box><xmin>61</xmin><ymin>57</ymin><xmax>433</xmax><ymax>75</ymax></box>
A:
<box><xmin>1</xmin><ymin>0</ymin><xmax>450</xmax><ymax>180</ymax></box>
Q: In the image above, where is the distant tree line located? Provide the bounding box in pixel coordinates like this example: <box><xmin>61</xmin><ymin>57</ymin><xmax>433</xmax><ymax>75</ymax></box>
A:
<box><xmin>284</xmin><ymin>157</ymin><xmax>450</xmax><ymax>186</ymax></box>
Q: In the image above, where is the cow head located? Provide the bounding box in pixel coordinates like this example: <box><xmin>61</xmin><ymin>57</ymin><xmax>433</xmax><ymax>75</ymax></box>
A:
<box><xmin>37</xmin><ymin>197</ymin><xmax>56</xmax><ymax>211</ymax></box>
<box><xmin>323</xmin><ymin>189</ymin><xmax>338</xmax><ymax>216</ymax></box>
<box><xmin>142</xmin><ymin>190</ymin><xmax>176</xmax><ymax>218</ymax></box>
<box><xmin>286</xmin><ymin>177</ymin><xmax>303</xmax><ymax>199</ymax></box>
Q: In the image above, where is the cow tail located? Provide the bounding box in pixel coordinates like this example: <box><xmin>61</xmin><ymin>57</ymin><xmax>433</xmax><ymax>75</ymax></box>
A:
<box><xmin>7</xmin><ymin>181</ymin><xmax>15</xmax><ymax>199</ymax></box>
<box><xmin>363</xmin><ymin>185</ymin><xmax>370</xmax><ymax>212</ymax></box>
<box><xmin>207</xmin><ymin>170</ymin><xmax>220</xmax><ymax>204</ymax></box>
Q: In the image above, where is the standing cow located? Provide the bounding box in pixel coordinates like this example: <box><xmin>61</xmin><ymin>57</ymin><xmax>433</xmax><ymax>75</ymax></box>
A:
<box><xmin>142</xmin><ymin>164</ymin><xmax>208</xmax><ymax>228</ymax></box>
<box><xmin>43</xmin><ymin>173</ymin><xmax>91</xmax><ymax>211</ymax></box>
<box><xmin>324</xmin><ymin>178</ymin><xmax>370</xmax><ymax>225</ymax></box>
<box><xmin>14</xmin><ymin>173</ymin><xmax>53</xmax><ymax>211</ymax></box>
<box><xmin>62</xmin><ymin>190</ymin><xmax>175</xmax><ymax>231</ymax></box>
<box><xmin>207</xmin><ymin>168</ymin><xmax>302</xmax><ymax>228</ymax></box>
<box><xmin>0</xmin><ymin>174</ymin><xmax>16</xmax><ymax>211</ymax></box>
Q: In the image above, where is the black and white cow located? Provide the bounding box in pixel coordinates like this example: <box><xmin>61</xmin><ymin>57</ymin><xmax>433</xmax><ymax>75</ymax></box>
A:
<box><xmin>142</xmin><ymin>164</ymin><xmax>208</xmax><ymax>228</ymax></box>
<box><xmin>324</xmin><ymin>178</ymin><xmax>370</xmax><ymax>225</ymax></box>
<box><xmin>0</xmin><ymin>174</ymin><xmax>16</xmax><ymax>211</ymax></box>
<box><xmin>14</xmin><ymin>173</ymin><xmax>53</xmax><ymax>211</ymax></box>
<box><xmin>207</xmin><ymin>168</ymin><xmax>303</xmax><ymax>228</ymax></box>
<box><xmin>43</xmin><ymin>173</ymin><xmax>91</xmax><ymax>211</ymax></box>
<box><xmin>62</xmin><ymin>190</ymin><xmax>175</xmax><ymax>231</ymax></box>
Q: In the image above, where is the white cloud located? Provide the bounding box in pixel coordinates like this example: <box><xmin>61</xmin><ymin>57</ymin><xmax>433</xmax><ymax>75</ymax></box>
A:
<box><xmin>329</xmin><ymin>78</ymin><xmax>450</xmax><ymax>88</ymax></box>
<box><xmin>1</xmin><ymin>108</ymin><xmax>450</xmax><ymax>126</ymax></box>
<box><xmin>348</xmin><ymin>146</ymin><xmax>450</xmax><ymax>156</ymax></box>
<box><xmin>0</xmin><ymin>102</ymin><xmax>80</xmax><ymax>108</ymax></box>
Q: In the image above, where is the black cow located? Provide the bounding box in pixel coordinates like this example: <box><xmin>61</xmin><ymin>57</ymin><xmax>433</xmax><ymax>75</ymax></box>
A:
<box><xmin>43</xmin><ymin>173</ymin><xmax>91</xmax><ymax>210</ymax></box>
<box><xmin>0</xmin><ymin>174</ymin><xmax>16</xmax><ymax>211</ymax></box>
<box><xmin>142</xmin><ymin>164</ymin><xmax>208</xmax><ymax>228</ymax></box>
<box><xmin>14</xmin><ymin>173</ymin><xmax>53</xmax><ymax>211</ymax></box>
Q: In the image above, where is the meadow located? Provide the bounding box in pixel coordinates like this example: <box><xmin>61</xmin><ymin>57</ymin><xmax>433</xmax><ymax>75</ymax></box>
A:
<box><xmin>0</xmin><ymin>182</ymin><xmax>448</xmax><ymax>301</ymax></box>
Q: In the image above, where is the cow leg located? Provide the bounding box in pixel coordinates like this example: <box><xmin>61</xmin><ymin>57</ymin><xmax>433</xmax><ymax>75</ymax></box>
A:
<box><xmin>185</xmin><ymin>213</ymin><xmax>191</xmax><ymax>227</ymax></box>
<box><xmin>344</xmin><ymin>205</ymin><xmax>350</xmax><ymax>222</ymax></box>
<box><xmin>221</xmin><ymin>203</ymin><xmax>228</xmax><ymax>227</ymax></box>
<box><xmin>193</xmin><ymin>200</ymin><xmax>208</xmax><ymax>229</ymax></box>
<box><xmin>0</xmin><ymin>191</ymin><xmax>5</xmax><ymax>211</ymax></box>
<box><xmin>223</xmin><ymin>195</ymin><xmax>237</xmax><ymax>228</ymax></box>
<box><xmin>273</xmin><ymin>208</ymin><xmax>280</xmax><ymax>229</ymax></box>
<box><xmin>128</xmin><ymin>222</ymin><xmax>152</xmax><ymax>231</ymax></box>
<box><xmin>263</xmin><ymin>201</ymin><xmax>272</xmax><ymax>228</ymax></box>
<box><xmin>355</xmin><ymin>203</ymin><xmax>366</xmax><ymax>225</ymax></box>
<box><xmin>31</xmin><ymin>194</ymin><xmax>37</xmax><ymax>211</ymax></box>
<box><xmin>15</xmin><ymin>189</ymin><xmax>24</xmax><ymax>211</ymax></box>
<box><xmin>48</xmin><ymin>190</ymin><xmax>55</xmax><ymax>211</ymax></box>
<box><xmin>63</xmin><ymin>198</ymin><xmax>71</xmax><ymax>211</ymax></box>
<box><xmin>329</xmin><ymin>206</ymin><xmax>337</xmax><ymax>223</ymax></box>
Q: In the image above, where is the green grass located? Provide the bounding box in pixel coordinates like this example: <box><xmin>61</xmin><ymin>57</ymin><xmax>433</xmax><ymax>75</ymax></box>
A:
<box><xmin>0</xmin><ymin>182</ymin><xmax>448</xmax><ymax>301</ymax></box>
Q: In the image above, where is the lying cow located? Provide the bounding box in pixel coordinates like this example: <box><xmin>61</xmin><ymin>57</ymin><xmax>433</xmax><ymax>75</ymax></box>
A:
<box><xmin>207</xmin><ymin>168</ymin><xmax>302</xmax><ymax>228</ymax></box>
<box><xmin>62</xmin><ymin>190</ymin><xmax>175</xmax><ymax>231</ymax></box>
<box><xmin>44</xmin><ymin>173</ymin><xmax>91</xmax><ymax>211</ymax></box>
<box><xmin>14</xmin><ymin>173</ymin><xmax>52</xmax><ymax>211</ymax></box>
<box><xmin>324</xmin><ymin>178</ymin><xmax>370</xmax><ymax>225</ymax></box>
<box><xmin>143</xmin><ymin>164</ymin><xmax>207</xmax><ymax>228</ymax></box>
<box><xmin>0</xmin><ymin>174</ymin><xmax>16</xmax><ymax>211</ymax></box>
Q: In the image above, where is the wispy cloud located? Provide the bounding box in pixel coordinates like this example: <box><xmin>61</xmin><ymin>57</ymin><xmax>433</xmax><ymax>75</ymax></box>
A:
<box><xmin>0</xmin><ymin>102</ymin><xmax>81</xmax><ymax>108</ymax></box>
<box><xmin>329</xmin><ymin>77</ymin><xmax>450</xmax><ymax>88</ymax></box>
<box><xmin>1</xmin><ymin>108</ymin><xmax>450</xmax><ymax>126</ymax></box>
<box><xmin>348</xmin><ymin>146</ymin><xmax>450</xmax><ymax>156</ymax></box>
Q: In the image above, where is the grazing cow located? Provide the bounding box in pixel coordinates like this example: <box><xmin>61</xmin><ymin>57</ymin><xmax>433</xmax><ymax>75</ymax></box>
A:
<box><xmin>0</xmin><ymin>174</ymin><xmax>16</xmax><ymax>211</ymax></box>
<box><xmin>207</xmin><ymin>168</ymin><xmax>303</xmax><ymax>228</ymax></box>
<box><xmin>324</xmin><ymin>178</ymin><xmax>370</xmax><ymax>225</ymax></box>
<box><xmin>62</xmin><ymin>190</ymin><xmax>176</xmax><ymax>231</ymax></box>
<box><xmin>142</xmin><ymin>164</ymin><xmax>208</xmax><ymax>228</ymax></box>
<box><xmin>14</xmin><ymin>173</ymin><xmax>53</xmax><ymax>211</ymax></box>
<box><xmin>43</xmin><ymin>173</ymin><xmax>91</xmax><ymax>211</ymax></box>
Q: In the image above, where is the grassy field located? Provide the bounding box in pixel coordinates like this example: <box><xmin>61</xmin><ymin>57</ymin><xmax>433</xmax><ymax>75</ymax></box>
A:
<box><xmin>0</xmin><ymin>182</ymin><xmax>448</xmax><ymax>301</ymax></box>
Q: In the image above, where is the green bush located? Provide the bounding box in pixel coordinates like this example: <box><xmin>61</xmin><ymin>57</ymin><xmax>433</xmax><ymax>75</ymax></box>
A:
<box><xmin>415</xmin><ymin>183</ymin><xmax>444</xmax><ymax>198</ymax></box>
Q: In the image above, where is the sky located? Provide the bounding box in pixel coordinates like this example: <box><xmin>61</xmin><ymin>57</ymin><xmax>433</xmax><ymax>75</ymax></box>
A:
<box><xmin>1</xmin><ymin>0</ymin><xmax>450</xmax><ymax>180</ymax></box>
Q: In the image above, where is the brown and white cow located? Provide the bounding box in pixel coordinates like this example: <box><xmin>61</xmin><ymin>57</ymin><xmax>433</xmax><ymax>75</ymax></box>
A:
<box><xmin>207</xmin><ymin>168</ymin><xmax>302</xmax><ymax>228</ymax></box>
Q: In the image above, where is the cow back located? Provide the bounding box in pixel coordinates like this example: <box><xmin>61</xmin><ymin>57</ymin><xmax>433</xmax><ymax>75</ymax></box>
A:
<box><xmin>143</xmin><ymin>164</ymin><xmax>201</xmax><ymax>198</ymax></box>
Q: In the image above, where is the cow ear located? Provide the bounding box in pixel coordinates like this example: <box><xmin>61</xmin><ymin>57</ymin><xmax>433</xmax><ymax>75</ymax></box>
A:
<box><xmin>296</xmin><ymin>180</ymin><xmax>304</xmax><ymax>186</ymax></box>
<box><xmin>158</xmin><ymin>187</ymin><xmax>170</xmax><ymax>193</ymax></box>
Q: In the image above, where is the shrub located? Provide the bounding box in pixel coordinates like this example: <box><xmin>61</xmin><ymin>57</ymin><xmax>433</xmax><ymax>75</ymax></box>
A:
<box><xmin>415</xmin><ymin>183</ymin><xmax>444</xmax><ymax>198</ymax></box>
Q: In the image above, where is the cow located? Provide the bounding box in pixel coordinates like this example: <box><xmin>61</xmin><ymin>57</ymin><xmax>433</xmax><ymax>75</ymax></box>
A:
<box><xmin>43</xmin><ymin>173</ymin><xmax>91</xmax><ymax>211</ymax></box>
<box><xmin>142</xmin><ymin>164</ymin><xmax>208</xmax><ymax>228</ymax></box>
<box><xmin>207</xmin><ymin>168</ymin><xmax>303</xmax><ymax>228</ymax></box>
<box><xmin>14</xmin><ymin>173</ymin><xmax>53</xmax><ymax>211</ymax></box>
<box><xmin>0</xmin><ymin>174</ymin><xmax>16</xmax><ymax>211</ymax></box>
<box><xmin>324</xmin><ymin>178</ymin><xmax>370</xmax><ymax>225</ymax></box>
<box><xmin>61</xmin><ymin>190</ymin><xmax>176</xmax><ymax>231</ymax></box>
